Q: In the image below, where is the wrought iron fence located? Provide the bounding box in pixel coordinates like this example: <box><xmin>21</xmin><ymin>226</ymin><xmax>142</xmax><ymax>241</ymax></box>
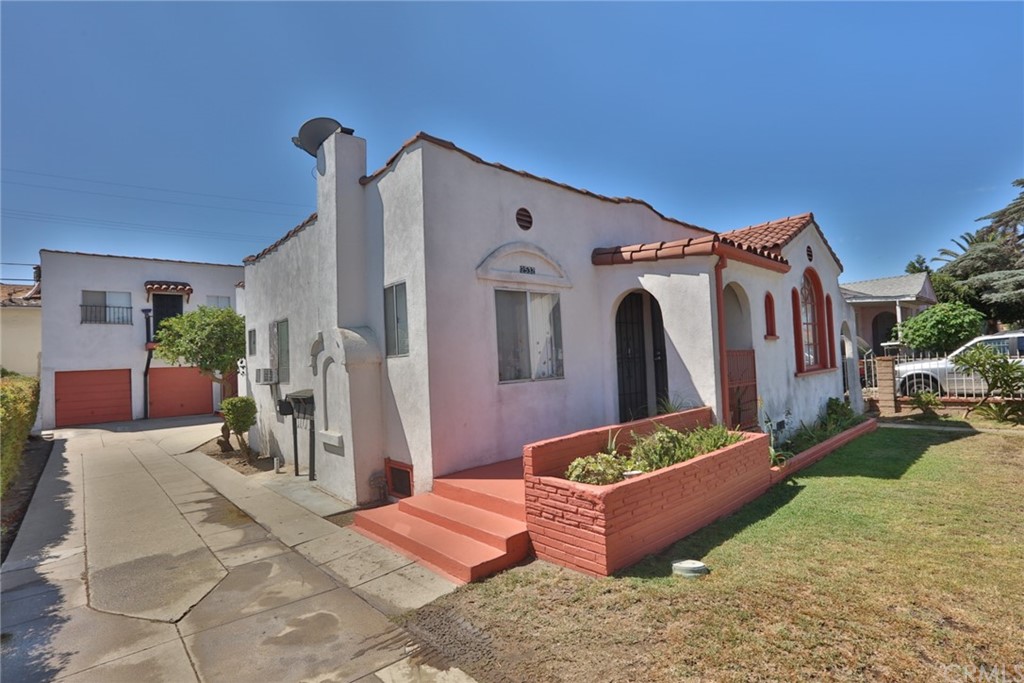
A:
<box><xmin>861</xmin><ymin>349</ymin><xmax>1024</xmax><ymax>399</ymax></box>
<box><xmin>80</xmin><ymin>305</ymin><xmax>133</xmax><ymax>325</ymax></box>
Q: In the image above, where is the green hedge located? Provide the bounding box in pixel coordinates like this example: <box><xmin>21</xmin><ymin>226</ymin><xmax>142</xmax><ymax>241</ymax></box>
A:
<box><xmin>1</xmin><ymin>371</ymin><xmax>40</xmax><ymax>496</ymax></box>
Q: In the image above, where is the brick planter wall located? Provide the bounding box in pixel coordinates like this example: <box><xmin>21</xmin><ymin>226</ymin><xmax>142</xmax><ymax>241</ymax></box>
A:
<box><xmin>524</xmin><ymin>409</ymin><xmax>879</xmax><ymax>577</ymax></box>
<box><xmin>523</xmin><ymin>408</ymin><xmax>770</xmax><ymax>576</ymax></box>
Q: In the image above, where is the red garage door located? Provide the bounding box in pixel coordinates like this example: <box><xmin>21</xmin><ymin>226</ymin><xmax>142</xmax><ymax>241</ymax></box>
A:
<box><xmin>149</xmin><ymin>367</ymin><xmax>213</xmax><ymax>419</ymax></box>
<box><xmin>55</xmin><ymin>369</ymin><xmax>132</xmax><ymax>427</ymax></box>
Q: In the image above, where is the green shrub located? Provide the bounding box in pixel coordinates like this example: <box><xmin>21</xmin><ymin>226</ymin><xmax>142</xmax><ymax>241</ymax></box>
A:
<box><xmin>784</xmin><ymin>397</ymin><xmax>866</xmax><ymax>454</ymax></box>
<box><xmin>1</xmin><ymin>372</ymin><xmax>40</xmax><ymax>496</ymax></box>
<box><xmin>910</xmin><ymin>391</ymin><xmax>943</xmax><ymax>415</ymax></box>
<box><xmin>973</xmin><ymin>401</ymin><xmax>1024</xmax><ymax>424</ymax></box>
<box><xmin>565</xmin><ymin>452</ymin><xmax>629</xmax><ymax>485</ymax></box>
<box><xmin>220</xmin><ymin>396</ymin><xmax>257</xmax><ymax>460</ymax></box>
<box><xmin>627</xmin><ymin>423</ymin><xmax>689</xmax><ymax>472</ymax></box>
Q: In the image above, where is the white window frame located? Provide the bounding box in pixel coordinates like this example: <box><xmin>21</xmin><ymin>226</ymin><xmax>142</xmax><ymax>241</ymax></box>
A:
<box><xmin>495</xmin><ymin>288</ymin><xmax>564</xmax><ymax>384</ymax></box>
<box><xmin>206</xmin><ymin>295</ymin><xmax>232</xmax><ymax>309</ymax></box>
<box><xmin>384</xmin><ymin>282</ymin><xmax>409</xmax><ymax>357</ymax></box>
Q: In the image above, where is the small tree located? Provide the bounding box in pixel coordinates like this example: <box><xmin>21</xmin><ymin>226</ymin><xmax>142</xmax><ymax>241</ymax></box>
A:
<box><xmin>220</xmin><ymin>396</ymin><xmax>257</xmax><ymax>461</ymax></box>
<box><xmin>897</xmin><ymin>302</ymin><xmax>984</xmax><ymax>354</ymax></box>
<box><xmin>153</xmin><ymin>306</ymin><xmax>246</xmax><ymax>449</ymax></box>
<box><xmin>952</xmin><ymin>344</ymin><xmax>1024</xmax><ymax>418</ymax></box>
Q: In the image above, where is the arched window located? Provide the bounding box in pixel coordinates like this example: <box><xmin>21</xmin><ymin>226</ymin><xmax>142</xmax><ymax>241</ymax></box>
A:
<box><xmin>825</xmin><ymin>294</ymin><xmax>836</xmax><ymax>369</ymax></box>
<box><xmin>794</xmin><ymin>269</ymin><xmax>828</xmax><ymax>373</ymax></box>
<box><xmin>764</xmin><ymin>293</ymin><xmax>777</xmax><ymax>338</ymax></box>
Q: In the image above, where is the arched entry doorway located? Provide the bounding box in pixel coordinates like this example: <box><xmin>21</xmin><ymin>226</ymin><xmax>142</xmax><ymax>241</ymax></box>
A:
<box><xmin>615</xmin><ymin>291</ymin><xmax>668</xmax><ymax>422</ymax></box>
<box><xmin>723</xmin><ymin>283</ymin><xmax>758</xmax><ymax>430</ymax></box>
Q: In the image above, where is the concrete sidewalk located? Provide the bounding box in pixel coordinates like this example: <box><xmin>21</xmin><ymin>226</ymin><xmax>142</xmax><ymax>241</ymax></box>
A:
<box><xmin>1</xmin><ymin>416</ymin><xmax>473</xmax><ymax>682</ymax></box>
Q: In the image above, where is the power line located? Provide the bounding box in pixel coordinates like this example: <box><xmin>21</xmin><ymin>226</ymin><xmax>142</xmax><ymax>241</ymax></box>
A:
<box><xmin>2</xmin><ymin>209</ymin><xmax>278</xmax><ymax>243</ymax></box>
<box><xmin>0</xmin><ymin>262</ymin><xmax>37</xmax><ymax>266</ymax></box>
<box><xmin>2</xmin><ymin>167</ymin><xmax>309</xmax><ymax>208</ymax></box>
<box><xmin>2</xmin><ymin>180</ymin><xmax>306</xmax><ymax>218</ymax></box>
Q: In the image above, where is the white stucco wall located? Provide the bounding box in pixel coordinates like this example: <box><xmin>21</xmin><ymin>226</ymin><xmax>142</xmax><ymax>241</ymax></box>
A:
<box><xmin>38</xmin><ymin>251</ymin><xmax>243</xmax><ymax>429</ymax></box>
<box><xmin>244</xmin><ymin>132</ymin><xmax>386</xmax><ymax>505</ymax></box>
<box><xmin>1</xmin><ymin>307</ymin><xmax>42</xmax><ymax>377</ymax></box>
<box><xmin>719</xmin><ymin>224</ymin><xmax>860</xmax><ymax>438</ymax></box>
<box><xmin>414</xmin><ymin>142</ymin><xmax>719</xmax><ymax>478</ymax></box>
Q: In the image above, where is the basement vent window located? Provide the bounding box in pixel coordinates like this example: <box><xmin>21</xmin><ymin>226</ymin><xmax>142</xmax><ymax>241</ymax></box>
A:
<box><xmin>516</xmin><ymin>207</ymin><xmax>533</xmax><ymax>231</ymax></box>
<box><xmin>385</xmin><ymin>458</ymin><xmax>413</xmax><ymax>498</ymax></box>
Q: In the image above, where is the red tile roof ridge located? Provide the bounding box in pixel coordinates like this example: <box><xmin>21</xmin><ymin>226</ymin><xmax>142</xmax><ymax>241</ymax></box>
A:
<box><xmin>40</xmin><ymin>250</ymin><xmax>243</xmax><ymax>268</ymax></box>
<box><xmin>243</xmin><ymin>212</ymin><xmax>318</xmax><ymax>264</ymax></box>
<box><xmin>361</xmin><ymin>132</ymin><xmax>714</xmax><ymax>235</ymax></box>
<box><xmin>720</xmin><ymin>212</ymin><xmax>843</xmax><ymax>271</ymax></box>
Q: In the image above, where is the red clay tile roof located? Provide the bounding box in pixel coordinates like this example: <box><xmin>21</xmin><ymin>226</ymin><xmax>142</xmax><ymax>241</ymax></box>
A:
<box><xmin>592</xmin><ymin>234</ymin><xmax>789</xmax><ymax>271</ymax></box>
<box><xmin>145</xmin><ymin>281</ymin><xmax>194</xmax><ymax>295</ymax></box>
<box><xmin>1</xmin><ymin>283</ymin><xmax>41</xmax><ymax>308</ymax></box>
<box><xmin>244</xmin><ymin>212</ymin><xmax>317</xmax><ymax>264</ymax></box>
<box><xmin>720</xmin><ymin>212</ymin><xmax>843</xmax><ymax>271</ymax></box>
<box><xmin>361</xmin><ymin>132</ymin><xmax>714</xmax><ymax>235</ymax></box>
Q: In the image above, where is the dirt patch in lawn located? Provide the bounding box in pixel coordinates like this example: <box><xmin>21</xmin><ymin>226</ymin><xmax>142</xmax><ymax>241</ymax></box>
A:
<box><xmin>408</xmin><ymin>430</ymin><xmax>1024</xmax><ymax>682</ymax></box>
<box><xmin>198</xmin><ymin>437</ymin><xmax>276</xmax><ymax>475</ymax></box>
<box><xmin>2</xmin><ymin>435</ymin><xmax>55</xmax><ymax>563</ymax></box>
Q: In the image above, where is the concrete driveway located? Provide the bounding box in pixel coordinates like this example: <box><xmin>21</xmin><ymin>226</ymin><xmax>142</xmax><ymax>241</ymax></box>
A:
<box><xmin>0</xmin><ymin>416</ymin><xmax>472</xmax><ymax>682</ymax></box>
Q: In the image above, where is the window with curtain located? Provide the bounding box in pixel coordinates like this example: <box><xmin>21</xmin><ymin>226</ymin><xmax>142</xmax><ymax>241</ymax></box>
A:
<box><xmin>495</xmin><ymin>289</ymin><xmax>563</xmax><ymax>382</ymax></box>
<box><xmin>801</xmin><ymin>275</ymin><xmax>818</xmax><ymax>368</ymax></box>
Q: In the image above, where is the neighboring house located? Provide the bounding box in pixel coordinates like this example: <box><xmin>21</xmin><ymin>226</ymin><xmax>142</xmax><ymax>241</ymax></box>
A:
<box><xmin>840</xmin><ymin>272</ymin><xmax>937</xmax><ymax>356</ymax></box>
<box><xmin>1</xmin><ymin>276</ymin><xmax>42</xmax><ymax>377</ymax></box>
<box><xmin>38</xmin><ymin>251</ymin><xmax>243</xmax><ymax>429</ymax></box>
<box><xmin>242</xmin><ymin>124</ymin><xmax>863</xmax><ymax>506</ymax></box>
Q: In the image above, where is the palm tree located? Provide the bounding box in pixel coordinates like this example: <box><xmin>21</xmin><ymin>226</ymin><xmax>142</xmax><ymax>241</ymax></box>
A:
<box><xmin>931</xmin><ymin>230</ymin><xmax>1000</xmax><ymax>265</ymax></box>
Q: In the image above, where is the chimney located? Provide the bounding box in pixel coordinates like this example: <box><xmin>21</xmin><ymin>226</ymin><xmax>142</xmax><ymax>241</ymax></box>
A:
<box><xmin>316</xmin><ymin>129</ymin><xmax>369</xmax><ymax>329</ymax></box>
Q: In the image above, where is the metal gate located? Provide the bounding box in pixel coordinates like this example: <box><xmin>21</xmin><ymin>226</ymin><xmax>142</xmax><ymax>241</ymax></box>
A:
<box><xmin>616</xmin><ymin>292</ymin><xmax>669</xmax><ymax>423</ymax></box>
<box><xmin>727</xmin><ymin>349</ymin><xmax>758</xmax><ymax>430</ymax></box>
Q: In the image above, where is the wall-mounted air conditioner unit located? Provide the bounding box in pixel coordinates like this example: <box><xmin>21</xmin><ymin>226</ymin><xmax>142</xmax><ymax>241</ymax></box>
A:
<box><xmin>254</xmin><ymin>368</ymin><xmax>278</xmax><ymax>385</ymax></box>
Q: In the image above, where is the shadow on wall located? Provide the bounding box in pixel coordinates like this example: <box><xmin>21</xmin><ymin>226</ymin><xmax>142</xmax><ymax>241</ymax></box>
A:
<box><xmin>1</xmin><ymin>439</ymin><xmax>74</xmax><ymax>682</ymax></box>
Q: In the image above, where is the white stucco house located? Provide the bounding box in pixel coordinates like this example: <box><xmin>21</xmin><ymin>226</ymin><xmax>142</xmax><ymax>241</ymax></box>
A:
<box><xmin>242</xmin><ymin>124</ymin><xmax>863</xmax><ymax>506</ymax></box>
<box><xmin>841</xmin><ymin>272</ymin><xmax>937</xmax><ymax>356</ymax></box>
<box><xmin>1</xmin><ymin>278</ymin><xmax>42</xmax><ymax>377</ymax></box>
<box><xmin>39</xmin><ymin>250</ymin><xmax>243</xmax><ymax>429</ymax></box>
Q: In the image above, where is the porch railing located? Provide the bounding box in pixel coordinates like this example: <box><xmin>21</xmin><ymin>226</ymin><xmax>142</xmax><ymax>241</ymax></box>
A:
<box><xmin>81</xmin><ymin>305</ymin><xmax>133</xmax><ymax>325</ymax></box>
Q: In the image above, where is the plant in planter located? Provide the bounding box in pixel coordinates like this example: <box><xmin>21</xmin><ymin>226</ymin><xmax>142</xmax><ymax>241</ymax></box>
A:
<box><xmin>909</xmin><ymin>390</ymin><xmax>943</xmax><ymax>419</ymax></box>
<box><xmin>564</xmin><ymin>452</ymin><xmax>629</xmax><ymax>485</ymax></box>
<box><xmin>564</xmin><ymin>422</ymin><xmax>744</xmax><ymax>484</ymax></box>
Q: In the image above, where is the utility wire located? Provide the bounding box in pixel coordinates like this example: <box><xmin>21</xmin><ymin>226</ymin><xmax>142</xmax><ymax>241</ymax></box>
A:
<box><xmin>2</xmin><ymin>167</ymin><xmax>308</xmax><ymax>208</ymax></box>
<box><xmin>2</xmin><ymin>210</ymin><xmax>276</xmax><ymax>243</ymax></box>
<box><xmin>0</xmin><ymin>262</ymin><xmax>37</xmax><ymax>266</ymax></box>
<box><xmin>2</xmin><ymin>180</ymin><xmax>306</xmax><ymax>218</ymax></box>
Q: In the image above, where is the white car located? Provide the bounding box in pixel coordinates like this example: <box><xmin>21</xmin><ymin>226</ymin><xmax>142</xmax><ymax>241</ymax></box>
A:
<box><xmin>896</xmin><ymin>330</ymin><xmax>1024</xmax><ymax>396</ymax></box>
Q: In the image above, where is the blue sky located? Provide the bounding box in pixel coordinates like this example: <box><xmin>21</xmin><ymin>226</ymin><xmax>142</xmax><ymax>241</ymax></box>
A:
<box><xmin>2</xmin><ymin>2</ymin><xmax>1021</xmax><ymax>285</ymax></box>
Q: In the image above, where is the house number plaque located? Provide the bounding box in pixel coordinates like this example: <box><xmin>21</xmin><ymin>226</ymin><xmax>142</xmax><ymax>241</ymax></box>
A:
<box><xmin>519</xmin><ymin>265</ymin><xmax>536</xmax><ymax>274</ymax></box>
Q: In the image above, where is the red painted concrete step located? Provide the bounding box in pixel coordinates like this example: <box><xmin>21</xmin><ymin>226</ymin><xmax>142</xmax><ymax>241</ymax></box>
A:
<box><xmin>353</xmin><ymin>458</ymin><xmax>529</xmax><ymax>583</ymax></box>
<box><xmin>354</xmin><ymin>504</ymin><xmax>524</xmax><ymax>584</ymax></box>
<box><xmin>398</xmin><ymin>495</ymin><xmax>529</xmax><ymax>555</ymax></box>
<box><xmin>431</xmin><ymin>459</ymin><xmax>526</xmax><ymax>521</ymax></box>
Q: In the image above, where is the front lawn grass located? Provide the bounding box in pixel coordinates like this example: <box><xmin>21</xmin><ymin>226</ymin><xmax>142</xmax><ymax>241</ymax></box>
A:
<box><xmin>407</xmin><ymin>429</ymin><xmax>1024</xmax><ymax>682</ymax></box>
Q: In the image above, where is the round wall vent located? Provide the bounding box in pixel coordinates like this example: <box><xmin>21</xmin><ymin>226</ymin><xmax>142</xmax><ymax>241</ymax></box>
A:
<box><xmin>516</xmin><ymin>208</ymin><xmax>533</xmax><ymax>231</ymax></box>
<box><xmin>806</xmin><ymin>245</ymin><xmax>814</xmax><ymax>262</ymax></box>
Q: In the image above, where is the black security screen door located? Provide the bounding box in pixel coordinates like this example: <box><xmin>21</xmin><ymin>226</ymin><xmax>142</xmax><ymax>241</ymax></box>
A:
<box><xmin>650</xmin><ymin>297</ymin><xmax>668</xmax><ymax>409</ymax></box>
<box><xmin>152</xmin><ymin>293</ymin><xmax>183</xmax><ymax>334</ymax></box>
<box><xmin>616</xmin><ymin>292</ymin><xmax>647</xmax><ymax>422</ymax></box>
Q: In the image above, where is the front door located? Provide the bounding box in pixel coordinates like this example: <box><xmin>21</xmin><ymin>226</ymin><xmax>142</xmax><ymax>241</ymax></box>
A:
<box><xmin>616</xmin><ymin>292</ymin><xmax>669</xmax><ymax>422</ymax></box>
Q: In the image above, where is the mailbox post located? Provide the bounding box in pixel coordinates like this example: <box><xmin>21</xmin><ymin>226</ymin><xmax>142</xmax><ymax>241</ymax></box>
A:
<box><xmin>278</xmin><ymin>390</ymin><xmax>315</xmax><ymax>480</ymax></box>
